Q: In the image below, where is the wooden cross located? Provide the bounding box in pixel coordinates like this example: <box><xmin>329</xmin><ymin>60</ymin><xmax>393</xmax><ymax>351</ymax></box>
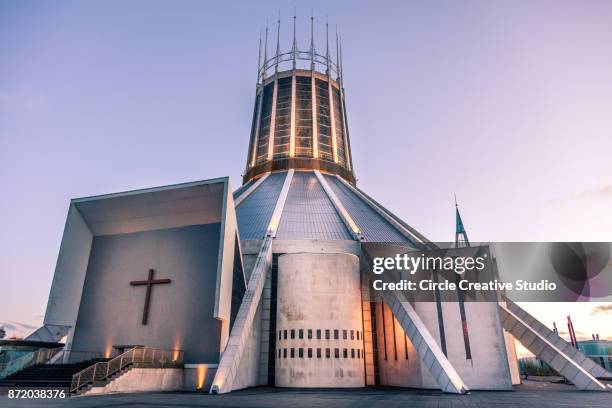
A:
<box><xmin>130</xmin><ymin>269</ymin><xmax>171</xmax><ymax>325</ymax></box>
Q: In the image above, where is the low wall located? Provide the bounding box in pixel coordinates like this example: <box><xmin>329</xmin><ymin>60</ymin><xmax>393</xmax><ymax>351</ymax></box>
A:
<box><xmin>82</xmin><ymin>368</ymin><xmax>183</xmax><ymax>395</ymax></box>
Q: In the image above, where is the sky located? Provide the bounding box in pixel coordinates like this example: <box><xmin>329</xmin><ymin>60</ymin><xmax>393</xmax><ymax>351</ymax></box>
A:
<box><xmin>1</xmin><ymin>1</ymin><xmax>611</xmax><ymax>347</ymax></box>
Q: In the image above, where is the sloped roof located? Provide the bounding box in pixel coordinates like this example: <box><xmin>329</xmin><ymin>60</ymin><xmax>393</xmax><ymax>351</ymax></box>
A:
<box><xmin>234</xmin><ymin>170</ymin><xmax>423</xmax><ymax>246</ymax></box>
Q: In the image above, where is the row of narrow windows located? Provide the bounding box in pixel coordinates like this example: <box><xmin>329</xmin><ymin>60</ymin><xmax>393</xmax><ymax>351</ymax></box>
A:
<box><xmin>278</xmin><ymin>329</ymin><xmax>361</xmax><ymax>341</ymax></box>
<box><xmin>278</xmin><ymin>347</ymin><xmax>363</xmax><ymax>360</ymax></box>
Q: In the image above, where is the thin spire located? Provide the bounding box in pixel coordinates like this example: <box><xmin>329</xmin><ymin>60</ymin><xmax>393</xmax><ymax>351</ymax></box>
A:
<box><xmin>275</xmin><ymin>12</ymin><xmax>281</xmax><ymax>73</ymax></box>
<box><xmin>257</xmin><ymin>31</ymin><xmax>262</xmax><ymax>83</ymax></box>
<box><xmin>335</xmin><ymin>26</ymin><xmax>340</xmax><ymax>81</ymax></box>
<box><xmin>263</xmin><ymin>21</ymin><xmax>269</xmax><ymax>80</ymax></box>
<box><xmin>455</xmin><ymin>196</ymin><xmax>470</xmax><ymax>247</ymax></box>
<box><xmin>310</xmin><ymin>13</ymin><xmax>315</xmax><ymax>70</ymax></box>
<box><xmin>292</xmin><ymin>10</ymin><xmax>297</xmax><ymax>69</ymax></box>
<box><xmin>325</xmin><ymin>17</ymin><xmax>330</xmax><ymax>76</ymax></box>
<box><xmin>339</xmin><ymin>35</ymin><xmax>344</xmax><ymax>87</ymax></box>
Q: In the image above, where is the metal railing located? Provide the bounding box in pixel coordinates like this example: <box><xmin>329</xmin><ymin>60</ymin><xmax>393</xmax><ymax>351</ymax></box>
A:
<box><xmin>0</xmin><ymin>349</ymin><xmax>103</xmax><ymax>380</ymax></box>
<box><xmin>0</xmin><ymin>348</ymin><xmax>62</xmax><ymax>379</ymax></box>
<box><xmin>70</xmin><ymin>347</ymin><xmax>184</xmax><ymax>393</ymax></box>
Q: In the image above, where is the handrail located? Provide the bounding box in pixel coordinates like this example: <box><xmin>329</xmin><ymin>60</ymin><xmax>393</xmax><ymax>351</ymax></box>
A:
<box><xmin>70</xmin><ymin>346</ymin><xmax>184</xmax><ymax>393</ymax></box>
<box><xmin>0</xmin><ymin>347</ymin><xmax>63</xmax><ymax>379</ymax></box>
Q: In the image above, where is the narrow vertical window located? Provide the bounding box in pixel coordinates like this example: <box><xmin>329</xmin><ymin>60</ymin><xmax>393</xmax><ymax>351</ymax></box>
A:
<box><xmin>334</xmin><ymin>329</ymin><xmax>339</xmax><ymax>340</ymax></box>
<box><xmin>291</xmin><ymin>329</ymin><xmax>295</xmax><ymax>339</ymax></box>
<box><xmin>283</xmin><ymin>348</ymin><xmax>287</xmax><ymax>358</ymax></box>
<box><xmin>299</xmin><ymin>329</ymin><xmax>304</xmax><ymax>339</ymax></box>
<box><xmin>284</xmin><ymin>330</ymin><xmax>287</xmax><ymax>340</ymax></box>
<box><xmin>381</xmin><ymin>303</ymin><xmax>388</xmax><ymax>360</ymax></box>
<box><xmin>351</xmin><ymin>348</ymin><xmax>355</xmax><ymax>358</ymax></box>
<box><xmin>308</xmin><ymin>329</ymin><xmax>312</xmax><ymax>339</ymax></box>
<box><xmin>299</xmin><ymin>348</ymin><xmax>304</xmax><ymax>358</ymax></box>
<box><xmin>325</xmin><ymin>348</ymin><xmax>331</xmax><ymax>358</ymax></box>
<box><xmin>308</xmin><ymin>348</ymin><xmax>312</xmax><ymax>358</ymax></box>
<box><xmin>334</xmin><ymin>348</ymin><xmax>340</xmax><ymax>358</ymax></box>
<box><xmin>350</xmin><ymin>330</ymin><xmax>354</xmax><ymax>340</ymax></box>
<box><xmin>392</xmin><ymin>316</ymin><xmax>398</xmax><ymax>360</ymax></box>
<box><xmin>317</xmin><ymin>348</ymin><xmax>322</xmax><ymax>358</ymax></box>
<box><xmin>290</xmin><ymin>348</ymin><xmax>295</xmax><ymax>358</ymax></box>
<box><xmin>343</xmin><ymin>348</ymin><xmax>348</xmax><ymax>358</ymax></box>
<box><xmin>325</xmin><ymin>329</ymin><xmax>330</xmax><ymax>340</ymax></box>
<box><xmin>317</xmin><ymin>329</ymin><xmax>321</xmax><ymax>340</ymax></box>
<box><xmin>343</xmin><ymin>330</ymin><xmax>347</xmax><ymax>340</ymax></box>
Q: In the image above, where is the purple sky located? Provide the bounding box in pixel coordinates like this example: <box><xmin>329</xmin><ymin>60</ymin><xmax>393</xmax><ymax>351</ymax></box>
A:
<box><xmin>1</xmin><ymin>1</ymin><xmax>611</xmax><ymax>339</ymax></box>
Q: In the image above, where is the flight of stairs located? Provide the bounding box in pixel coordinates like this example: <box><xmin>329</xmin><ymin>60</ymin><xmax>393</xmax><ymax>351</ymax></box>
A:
<box><xmin>0</xmin><ymin>358</ymin><xmax>109</xmax><ymax>394</ymax></box>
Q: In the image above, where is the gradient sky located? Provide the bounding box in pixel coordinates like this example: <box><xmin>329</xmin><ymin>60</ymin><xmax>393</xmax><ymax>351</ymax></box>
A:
<box><xmin>1</xmin><ymin>1</ymin><xmax>611</xmax><ymax>345</ymax></box>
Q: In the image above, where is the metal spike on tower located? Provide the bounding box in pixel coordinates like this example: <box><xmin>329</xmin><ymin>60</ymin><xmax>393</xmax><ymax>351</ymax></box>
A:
<box><xmin>244</xmin><ymin>13</ymin><xmax>354</xmax><ymax>185</ymax></box>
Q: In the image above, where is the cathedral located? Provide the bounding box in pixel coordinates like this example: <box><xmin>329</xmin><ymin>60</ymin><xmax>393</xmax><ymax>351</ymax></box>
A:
<box><xmin>5</xmin><ymin>17</ymin><xmax>609</xmax><ymax>396</ymax></box>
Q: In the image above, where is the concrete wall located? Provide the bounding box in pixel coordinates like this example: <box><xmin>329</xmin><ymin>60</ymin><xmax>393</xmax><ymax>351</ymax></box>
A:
<box><xmin>504</xmin><ymin>330</ymin><xmax>521</xmax><ymax>385</ymax></box>
<box><xmin>374</xmin><ymin>299</ymin><xmax>513</xmax><ymax>390</ymax></box>
<box><xmin>71</xmin><ymin>224</ymin><xmax>222</xmax><ymax>364</ymax></box>
<box><xmin>82</xmin><ymin>368</ymin><xmax>183</xmax><ymax>395</ymax></box>
<box><xmin>440</xmin><ymin>301</ymin><xmax>513</xmax><ymax>390</ymax></box>
<box><xmin>184</xmin><ymin>364</ymin><xmax>218</xmax><ymax>390</ymax></box>
<box><xmin>374</xmin><ymin>300</ymin><xmax>424</xmax><ymax>388</ymax></box>
<box><xmin>275</xmin><ymin>253</ymin><xmax>364</xmax><ymax>387</ymax></box>
<box><xmin>44</xmin><ymin>206</ymin><xmax>93</xmax><ymax>347</ymax></box>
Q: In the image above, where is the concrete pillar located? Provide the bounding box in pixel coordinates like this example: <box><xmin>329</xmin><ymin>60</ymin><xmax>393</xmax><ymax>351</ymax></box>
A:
<box><xmin>275</xmin><ymin>253</ymin><xmax>364</xmax><ymax>387</ymax></box>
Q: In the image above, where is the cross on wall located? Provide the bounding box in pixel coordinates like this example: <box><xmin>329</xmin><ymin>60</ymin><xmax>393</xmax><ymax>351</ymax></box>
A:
<box><xmin>130</xmin><ymin>269</ymin><xmax>171</xmax><ymax>325</ymax></box>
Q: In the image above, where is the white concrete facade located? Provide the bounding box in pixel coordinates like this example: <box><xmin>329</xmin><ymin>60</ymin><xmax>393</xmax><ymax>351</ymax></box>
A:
<box><xmin>275</xmin><ymin>253</ymin><xmax>365</xmax><ymax>388</ymax></box>
<box><xmin>82</xmin><ymin>368</ymin><xmax>184</xmax><ymax>395</ymax></box>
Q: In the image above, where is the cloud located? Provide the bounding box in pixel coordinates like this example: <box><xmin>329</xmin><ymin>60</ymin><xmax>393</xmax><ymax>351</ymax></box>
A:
<box><xmin>591</xmin><ymin>304</ymin><xmax>612</xmax><ymax>315</ymax></box>
<box><xmin>573</xmin><ymin>185</ymin><xmax>612</xmax><ymax>201</ymax></box>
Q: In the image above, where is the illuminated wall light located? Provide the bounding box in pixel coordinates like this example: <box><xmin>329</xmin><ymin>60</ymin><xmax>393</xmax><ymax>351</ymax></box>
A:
<box><xmin>172</xmin><ymin>337</ymin><xmax>182</xmax><ymax>362</ymax></box>
<box><xmin>104</xmin><ymin>344</ymin><xmax>113</xmax><ymax>359</ymax></box>
<box><xmin>197</xmin><ymin>365</ymin><xmax>208</xmax><ymax>390</ymax></box>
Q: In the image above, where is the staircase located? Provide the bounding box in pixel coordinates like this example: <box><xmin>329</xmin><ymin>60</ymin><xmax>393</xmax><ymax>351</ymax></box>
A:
<box><xmin>500</xmin><ymin>301</ymin><xmax>611</xmax><ymax>391</ymax></box>
<box><xmin>0</xmin><ymin>358</ymin><xmax>108</xmax><ymax>393</ymax></box>
<box><xmin>70</xmin><ymin>346</ymin><xmax>184</xmax><ymax>395</ymax></box>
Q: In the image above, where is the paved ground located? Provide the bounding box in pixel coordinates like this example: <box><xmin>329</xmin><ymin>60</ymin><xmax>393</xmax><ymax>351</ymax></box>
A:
<box><xmin>1</xmin><ymin>381</ymin><xmax>612</xmax><ymax>408</ymax></box>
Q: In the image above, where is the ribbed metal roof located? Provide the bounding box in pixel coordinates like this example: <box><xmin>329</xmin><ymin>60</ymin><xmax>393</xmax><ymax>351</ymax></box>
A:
<box><xmin>323</xmin><ymin>175</ymin><xmax>412</xmax><ymax>244</ymax></box>
<box><xmin>232</xmin><ymin>178</ymin><xmax>255</xmax><ymax>200</ymax></box>
<box><xmin>235</xmin><ymin>170</ymin><xmax>422</xmax><ymax>245</ymax></box>
<box><xmin>235</xmin><ymin>172</ymin><xmax>285</xmax><ymax>240</ymax></box>
<box><xmin>275</xmin><ymin>172</ymin><xmax>352</xmax><ymax>240</ymax></box>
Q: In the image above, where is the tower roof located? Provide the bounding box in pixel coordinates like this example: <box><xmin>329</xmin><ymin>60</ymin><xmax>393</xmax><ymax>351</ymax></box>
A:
<box><xmin>243</xmin><ymin>16</ymin><xmax>355</xmax><ymax>186</ymax></box>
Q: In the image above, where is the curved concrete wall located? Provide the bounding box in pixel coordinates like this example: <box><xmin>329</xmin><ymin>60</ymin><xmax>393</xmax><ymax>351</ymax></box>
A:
<box><xmin>275</xmin><ymin>253</ymin><xmax>364</xmax><ymax>387</ymax></box>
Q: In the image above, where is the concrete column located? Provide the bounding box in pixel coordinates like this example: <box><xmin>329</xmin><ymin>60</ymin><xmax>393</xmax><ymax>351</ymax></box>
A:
<box><xmin>311</xmin><ymin>74</ymin><xmax>319</xmax><ymax>159</ymax></box>
<box><xmin>267</xmin><ymin>79</ymin><xmax>278</xmax><ymax>160</ymax></box>
<box><xmin>249</xmin><ymin>86</ymin><xmax>264</xmax><ymax>168</ymax></box>
<box><xmin>289</xmin><ymin>75</ymin><xmax>296</xmax><ymax>157</ymax></box>
<box><xmin>328</xmin><ymin>81</ymin><xmax>339</xmax><ymax>163</ymax></box>
<box><xmin>339</xmin><ymin>90</ymin><xmax>352</xmax><ymax>172</ymax></box>
<box><xmin>275</xmin><ymin>253</ymin><xmax>364</xmax><ymax>388</ymax></box>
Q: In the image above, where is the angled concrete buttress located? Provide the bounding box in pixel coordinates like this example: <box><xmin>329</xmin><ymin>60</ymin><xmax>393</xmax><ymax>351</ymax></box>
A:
<box><xmin>210</xmin><ymin>237</ymin><xmax>273</xmax><ymax>394</ymax></box>
<box><xmin>361</xmin><ymin>251</ymin><xmax>470</xmax><ymax>394</ymax></box>
<box><xmin>504</xmin><ymin>300</ymin><xmax>612</xmax><ymax>380</ymax></box>
<box><xmin>500</xmin><ymin>301</ymin><xmax>610</xmax><ymax>391</ymax></box>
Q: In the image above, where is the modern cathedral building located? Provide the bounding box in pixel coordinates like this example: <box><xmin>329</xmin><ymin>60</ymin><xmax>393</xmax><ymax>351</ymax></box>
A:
<box><xmin>4</xmin><ymin>17</ymin><xmax>610</xmax><ymax>396</ymax></box>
